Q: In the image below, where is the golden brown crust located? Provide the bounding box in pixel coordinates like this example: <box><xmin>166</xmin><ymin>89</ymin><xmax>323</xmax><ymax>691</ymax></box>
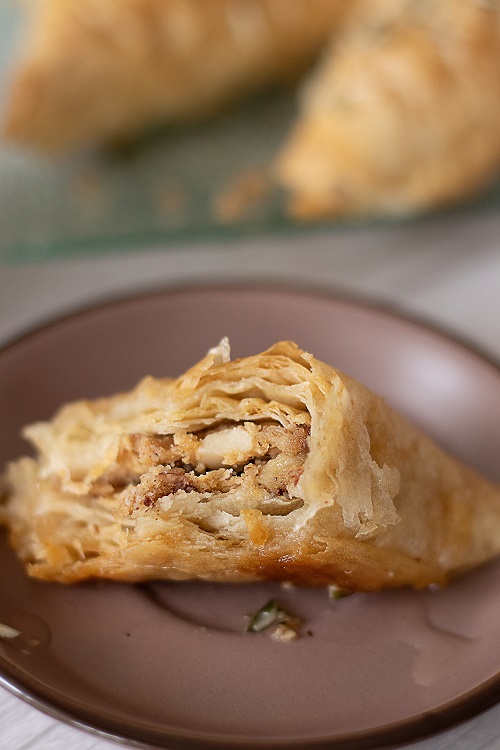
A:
<box><xmin>3</xmin><ymin>0</ymin><xmax>346</xmax><ymax>151</ymax></box>
<box><xmin>1</xmin><ymin>339</ymin><xmax>500</xmax><ymax>590</ymax></box>
<box><xmin>275</xmin><ymin>0</ymin><xmax>500</xmax><ymax>218</ymax></box>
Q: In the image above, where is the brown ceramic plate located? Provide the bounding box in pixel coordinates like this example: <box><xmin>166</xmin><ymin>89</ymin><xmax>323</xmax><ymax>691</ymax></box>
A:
<box><xmin>1</xmin><ymin>285</ymin><xmax>500</xmax><ymax>750</ymax></box>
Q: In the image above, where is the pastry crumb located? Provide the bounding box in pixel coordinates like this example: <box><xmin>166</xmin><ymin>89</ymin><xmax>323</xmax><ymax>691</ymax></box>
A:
<box><xmin>0</xmin><ymin>623</ymin><xmax>21</xmax><ymax>639</ymax></box>
<box><xmin>155</xmin><ymin>180</ymin><xmax>188</xmax><ymax>221</ymax></box>
<box><xmin>212</xmin><ymin>168</ymin><xmax>270</xmax><ymax>223</ymax></box>
<box><xmin>272</xmin><ymin>622</ymin><xmax>299</xmax><ymax>642</ymax></box>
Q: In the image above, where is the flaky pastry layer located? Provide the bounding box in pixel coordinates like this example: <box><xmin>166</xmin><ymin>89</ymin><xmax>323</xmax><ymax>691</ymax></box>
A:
<box><xmin>1</xmin><ymin>340</ymin><xmax>500</xmax><ymax>590</ymax></box>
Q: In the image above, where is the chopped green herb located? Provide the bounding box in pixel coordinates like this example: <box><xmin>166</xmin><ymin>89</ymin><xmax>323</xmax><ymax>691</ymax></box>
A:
<box><xmin>327</xmin><ymin>584</ymin><xmax>351</xmax><ymax>600</ymax></box>
<box><xmin>246</xmin><ymin>599</ymin><xmax>298</xmax><ymax>635</ymax></box>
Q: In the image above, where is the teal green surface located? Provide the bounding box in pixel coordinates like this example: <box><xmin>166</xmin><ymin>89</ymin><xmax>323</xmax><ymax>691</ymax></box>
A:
<box><xmin>0</xmin><ymin>92</ymin><xmax>295</xmax><ymax>263</ymax></box>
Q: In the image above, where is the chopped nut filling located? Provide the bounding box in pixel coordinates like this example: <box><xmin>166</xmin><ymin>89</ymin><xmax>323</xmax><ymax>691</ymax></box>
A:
<box><xmin>104</xmin><ymin>422</ymin><xmax>310</xmax><ymax>536</ymax></box>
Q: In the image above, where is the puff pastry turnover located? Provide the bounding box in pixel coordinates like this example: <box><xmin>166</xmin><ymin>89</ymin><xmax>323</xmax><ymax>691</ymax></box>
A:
<box><xmin>276</xmin><ymin>0</ymin><xmax>500</xmax><ymax>218</ymax></box>
<box><xmin>1</xmin><ymin>340</ymin><xmax>500</xmax><ymax>590</ymax></box>
<box><xmin>3</xmin><ymin>0</ymin><xmax>346</xmax><ymax>151</ymax></box>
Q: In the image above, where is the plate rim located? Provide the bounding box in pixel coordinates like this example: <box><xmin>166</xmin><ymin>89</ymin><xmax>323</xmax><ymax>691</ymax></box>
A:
<box><xmin>0</xmin><ymin>278</ymin><xmax>499</xmax><ymax>370</ymax></box>
<box><xmin>1</xmin><ymin>642</ymin><xmax>500</xmax><ymax>750</ymax></box>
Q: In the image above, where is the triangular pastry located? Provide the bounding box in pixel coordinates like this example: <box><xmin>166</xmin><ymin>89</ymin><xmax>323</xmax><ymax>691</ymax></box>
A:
<box><xmin>275</xmin><ymin>0</ymin><xmax>500</xmax><ymax>218</ymax></box>
<box><xmin>3</xmin><ymin>0</ymin><xmax>346</xmax><ymax>151</ymax></box>
<box><xmin>1</xmin><ymin>340</ymin><xmax>500</xmax><ymax>591</ymax></box>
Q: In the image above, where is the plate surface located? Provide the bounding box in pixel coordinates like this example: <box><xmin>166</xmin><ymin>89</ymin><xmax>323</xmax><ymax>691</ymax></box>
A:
<box><xmin>1</xmin><ymin>285</ymin><xmax>500</xmax><ymax>750</ymax></box>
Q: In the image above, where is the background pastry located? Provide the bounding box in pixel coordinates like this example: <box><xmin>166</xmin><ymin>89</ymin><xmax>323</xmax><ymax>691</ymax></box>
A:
<box><xmin>3</xmin><ymin>0</ymin><xmax>347</xmax><ymax>151</ymax></box>
<box><xmin>4</xmin><ymin>0</ymin><xmax>500</xmax><ymax>219</ymax></box>
<box><xmin>275</xmin><ymin>0</ymin><xmax>500</xmax><ymax>218</ymax></box>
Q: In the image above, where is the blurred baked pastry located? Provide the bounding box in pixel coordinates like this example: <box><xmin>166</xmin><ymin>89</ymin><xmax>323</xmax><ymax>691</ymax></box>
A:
<box><xmin>2</xmin><ymin>339</ymin><xmax>500</xmax><ymax>590</ymax></box>
<box><xmin>3</xmin><ymin>0</ymin><xmax>346</xmax><ymax>151</ymax></box>
<box><xmin>5</xmin><ymin>0</ymin><xmax>500</xmax><ymax>218</ymax></box>
<box><xmin>275</xmin><ymin>0</ymin><xmax>500</xmax><ymax>218</ymax></box>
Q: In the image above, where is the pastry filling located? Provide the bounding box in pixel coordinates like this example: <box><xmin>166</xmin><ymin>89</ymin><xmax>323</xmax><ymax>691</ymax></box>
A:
<box><xmin>104</xmin><ymin>422</ymin><xmax>310</xmax><ymax>533</ymax></box>
<box><xmin>3</xmin><ymin>421</ymin><xmax>311</xmax><ymax>567</ymax></box>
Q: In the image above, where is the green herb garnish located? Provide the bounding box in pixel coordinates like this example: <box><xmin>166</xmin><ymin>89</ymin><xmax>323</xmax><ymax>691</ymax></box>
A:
<box><xmin>327</xmin><ymin>584</ymin><xmax>351</xmax><ymax>600</ymax></box>
<box><xmin>246</xmin><ymin>599</ymin><xmax>297</xmax><ymax>634</ymax></box>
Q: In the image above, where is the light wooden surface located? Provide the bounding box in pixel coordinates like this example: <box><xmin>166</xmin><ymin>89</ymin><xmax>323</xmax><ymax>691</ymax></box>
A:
<box><xmin>1</xmin><ymin>210</ymin><xmax>500</xmax><ymax>749</ymax></box>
